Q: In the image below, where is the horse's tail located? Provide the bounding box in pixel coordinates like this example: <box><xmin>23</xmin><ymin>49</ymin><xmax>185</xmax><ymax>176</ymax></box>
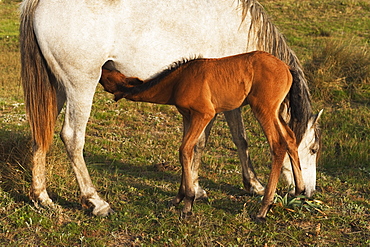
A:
<box><xmin>246</xmin><ymin>0</ymin><xmax>312</xmax><ymax>142</ymax></box>
<box><xmin>20</xmin><ymin>0</ymin><xmax>57</xmax><ymax>150</ymax></box>
<box><xmin>288</xmin><ymin>69</ymin><xmax>311</xmax><ymax>143</ymax></box>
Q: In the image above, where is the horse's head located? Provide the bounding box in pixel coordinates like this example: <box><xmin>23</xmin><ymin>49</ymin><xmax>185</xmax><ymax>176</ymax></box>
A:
<box><xmin>282</xmin><ymin>109</ymin><xmax>323</xmax><ymax>197</ymax></box>
<box><xmin>298</xmin><ymin>109</ymin><xmax>323</xmax><ymax>197</ymax></box>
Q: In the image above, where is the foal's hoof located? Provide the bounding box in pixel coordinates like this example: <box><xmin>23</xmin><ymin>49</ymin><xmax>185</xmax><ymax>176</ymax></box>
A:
<box><xmin>195</xmin><ymin>188</ymin><xmax>208</xmax><ymax>201</ymax></box>
<box><xmin>168</xmin><ymin>198</ymin><xmax>181</xmax><ymax>208</ymax></box>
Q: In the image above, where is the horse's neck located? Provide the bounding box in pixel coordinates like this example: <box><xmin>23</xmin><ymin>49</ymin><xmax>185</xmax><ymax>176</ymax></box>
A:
<box><xmin>125</xmin><ymin>77</ymin><xmax>176</xmax><ymax>105</ymax></box>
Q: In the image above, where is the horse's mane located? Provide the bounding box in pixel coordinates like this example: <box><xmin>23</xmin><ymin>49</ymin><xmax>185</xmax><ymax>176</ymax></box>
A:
<box><xmin>246</xmin><ymin>0</ymin><xmax>313</xmax><ymax>143</ymax></box>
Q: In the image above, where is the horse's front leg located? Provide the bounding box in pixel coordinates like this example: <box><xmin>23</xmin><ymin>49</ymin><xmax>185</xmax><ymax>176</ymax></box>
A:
<box><xmin>60</xmin><ymin>78</ymin><xmax>113</xmax><ymax>216</ymax></box>
<box><xmin>224</xmin><ymin>108</ymin><xmax>264</xmax><ymax>195</ymax></box>
<box><xmin>175</xmin><ymin>111</ymin><xmax>215</xmax><ymax>216</ymax></box>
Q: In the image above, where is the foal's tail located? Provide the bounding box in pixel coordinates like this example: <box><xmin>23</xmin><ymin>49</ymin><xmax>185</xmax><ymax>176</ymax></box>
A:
<box><xmin>20</xmin><ymin>0</ymin><xmax>57</xmax><ymax>151</ymax></box>
<box><xmin>288</xmin><ymin>69</ymin><xmax>311</xmax><ymax>143</ymax></box>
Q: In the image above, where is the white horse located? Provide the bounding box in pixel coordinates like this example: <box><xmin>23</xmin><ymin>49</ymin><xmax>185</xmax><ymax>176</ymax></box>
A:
<box><xmin>20</xmin><ymin>0</ymin><xmax>322</xmax><ymax>219</ymax></box>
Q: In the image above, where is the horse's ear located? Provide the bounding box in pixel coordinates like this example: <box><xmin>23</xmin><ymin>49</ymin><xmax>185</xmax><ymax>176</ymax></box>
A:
<box><xmin>313</xmin><ymin>109</ymin><xmax>324</xmax><ymax>125</ymax></box>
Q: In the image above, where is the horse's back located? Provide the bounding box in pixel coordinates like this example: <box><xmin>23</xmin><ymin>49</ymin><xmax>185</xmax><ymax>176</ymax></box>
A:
<box><xmin>32</xmin><ymin>0</ymin><xmax>252</xmax><ymax>80</ymax></box>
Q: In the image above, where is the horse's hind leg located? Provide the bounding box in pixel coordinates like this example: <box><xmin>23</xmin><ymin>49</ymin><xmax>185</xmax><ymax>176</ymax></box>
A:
<box><xmin>31</xmin><ymin>77</ymin><xmax>62</xmax><ymax>209</ymax></box>
<box><xmin>31</xmin><ymin>145</ymin><xmax>53</xmax><ymax>208</ymax></box>
<box><xmin>60</xmin><ymin>77</ymin><xmax>112</xmax><ymax>216</ymax></box>
<box><xmin>224</xmin><ymin>108</ymin><xmax>264</xmax><ymax>195</ymax></box>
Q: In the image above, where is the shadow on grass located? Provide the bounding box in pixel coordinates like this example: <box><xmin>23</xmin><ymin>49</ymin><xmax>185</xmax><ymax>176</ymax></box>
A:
<box><xmin>86</xmin><ymin>151</ymin><xmax>254</xmax><ymax>216</ymax></box>
<box><xmin>0</xmin><ymin>129</ymin><xmax>32</xmax><ymax>203</ymax></box>
<box><xmin>0</xmin><ymin>127</ymin><xmax>263</xmax><ymax>217</ymax></box>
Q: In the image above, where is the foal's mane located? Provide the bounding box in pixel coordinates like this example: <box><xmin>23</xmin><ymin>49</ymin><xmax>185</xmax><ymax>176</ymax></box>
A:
<box><xmin>123</xmin><ymin>56</ymin><xmax>203</xmax><ymax>95</ymax></box>
<box><xmin>150</xmin><ymin>56</ymin><xmax>202</xmax><ymax>81</ymax></box>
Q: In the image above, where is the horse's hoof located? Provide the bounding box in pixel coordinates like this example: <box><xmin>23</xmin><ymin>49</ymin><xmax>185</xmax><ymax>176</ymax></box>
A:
<box><xmin>92</xmin><ymin>204</ymin><xmax>114</xmax><ymax>217</ymax></box>
<box><xmin>254</xmin><ymin>215</ymin><xmax>267</xmax><ymax>224</ymax></box>
<box><xmin>250</xmin><ymin>186</ymin><xmax>265</xmax><ymax>196</ymax></box>
<box><xmin>85</xmin><ymin>198</ymin><xmax>114</xmax><ymax>217</ymax></box>
<box><xmin>180</xmin><ymin>211</ymin><xmax>193</xmax><ymax>219</ymax></box>
<box><xmin>32</xmin><ymin>198</ymin><xmax>52</xmax><ymax>208</ymax></box>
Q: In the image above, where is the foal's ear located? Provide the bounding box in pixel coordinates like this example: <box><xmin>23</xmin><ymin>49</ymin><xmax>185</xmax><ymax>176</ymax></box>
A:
<box><xmin>112</xmin><ymin>70</ymin><xmax>127</xmax><ymax>82</ymax></box>
<box><xmin>126</xmin><ymin>77</ymin><xmax>143</xmax><ymax>86</ymax></box>
<box><xmin>113</xmin><ymin>92</ymin><xmax>126</xmax><ymax>101</ymax></box>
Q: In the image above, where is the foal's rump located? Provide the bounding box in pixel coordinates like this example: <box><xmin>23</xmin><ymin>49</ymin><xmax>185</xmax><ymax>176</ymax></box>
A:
<box><xmin>246</xmin><ymin>52</ymin><xmax>293</xmax><ymax>106</ymax></box>
<box><xmin>195</xmin><ymin>52</ymin><xmax>293</xmax><ymax>113</ymax></box>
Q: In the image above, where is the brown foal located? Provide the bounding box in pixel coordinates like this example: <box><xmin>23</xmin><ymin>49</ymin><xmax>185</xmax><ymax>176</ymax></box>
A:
<box><xmin>99</xmin><ymin>51</ymin><xmax>304</xmax><ymax>220</ymax></box>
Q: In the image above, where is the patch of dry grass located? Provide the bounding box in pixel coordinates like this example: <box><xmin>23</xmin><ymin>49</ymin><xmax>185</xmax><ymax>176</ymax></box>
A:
<box><xmin>305</xmin><ymin>40</ymin><xmax>369</xmax><ymax>106</ymax></box>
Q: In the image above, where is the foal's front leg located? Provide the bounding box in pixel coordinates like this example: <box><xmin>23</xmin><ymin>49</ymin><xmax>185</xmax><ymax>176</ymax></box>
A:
<box><xmin>190</xmin><ymin>116</ymin><xmax>215</xmax><ymax>200</ymax></box>
<box><xmin>174</xmin><ymin>111</ymin><xmax>215</xmax><ymax>216</ymax></box>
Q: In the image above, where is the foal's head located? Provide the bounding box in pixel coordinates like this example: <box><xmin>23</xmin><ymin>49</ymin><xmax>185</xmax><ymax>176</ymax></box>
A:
<box><xmin>100</xmin><ymin>69</ymin><xmax>142</xmax><ymax>101</ymax></box>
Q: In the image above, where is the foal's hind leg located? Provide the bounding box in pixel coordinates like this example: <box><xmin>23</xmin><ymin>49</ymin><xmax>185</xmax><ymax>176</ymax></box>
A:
<box><xmin>60</xmin><ymin>77</ymin><xmax>112</xmax><ymax>216</ymax></box>
<box><xmin>224</xmin><ymin>108</ymin><xmax>264</xmax><ymax>195</ymax></box>
<box><xmin>254</xmin><ymin>113</ymin><xmax>302</xmax><ymax>220</ymax></box>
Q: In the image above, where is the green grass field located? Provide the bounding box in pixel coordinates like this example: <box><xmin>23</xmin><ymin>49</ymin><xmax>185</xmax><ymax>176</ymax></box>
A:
<box><xmin>1</xmin><ymin>0</ymin><xmax>369</xmax><ymax>246</ymax></box>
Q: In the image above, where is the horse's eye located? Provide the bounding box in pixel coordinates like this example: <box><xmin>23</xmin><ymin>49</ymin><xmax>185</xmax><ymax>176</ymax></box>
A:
<box><xmin>310</xmin><ymin>146</ymin><xmax>318</xmax><ymax>155</ymax></box>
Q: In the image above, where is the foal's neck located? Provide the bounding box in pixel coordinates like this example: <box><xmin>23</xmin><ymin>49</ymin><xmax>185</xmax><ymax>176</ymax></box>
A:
<box><xmin>124</xmin><ymin>76</ymin><xmax>176</xmax><ymax>105</ymax></box>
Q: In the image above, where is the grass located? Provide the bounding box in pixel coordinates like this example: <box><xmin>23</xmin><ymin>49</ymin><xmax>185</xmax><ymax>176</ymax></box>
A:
<box><xmin>1</xmin><ymin>0</ymin><xmax>369</xmax><ymax>246</ymax></box>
